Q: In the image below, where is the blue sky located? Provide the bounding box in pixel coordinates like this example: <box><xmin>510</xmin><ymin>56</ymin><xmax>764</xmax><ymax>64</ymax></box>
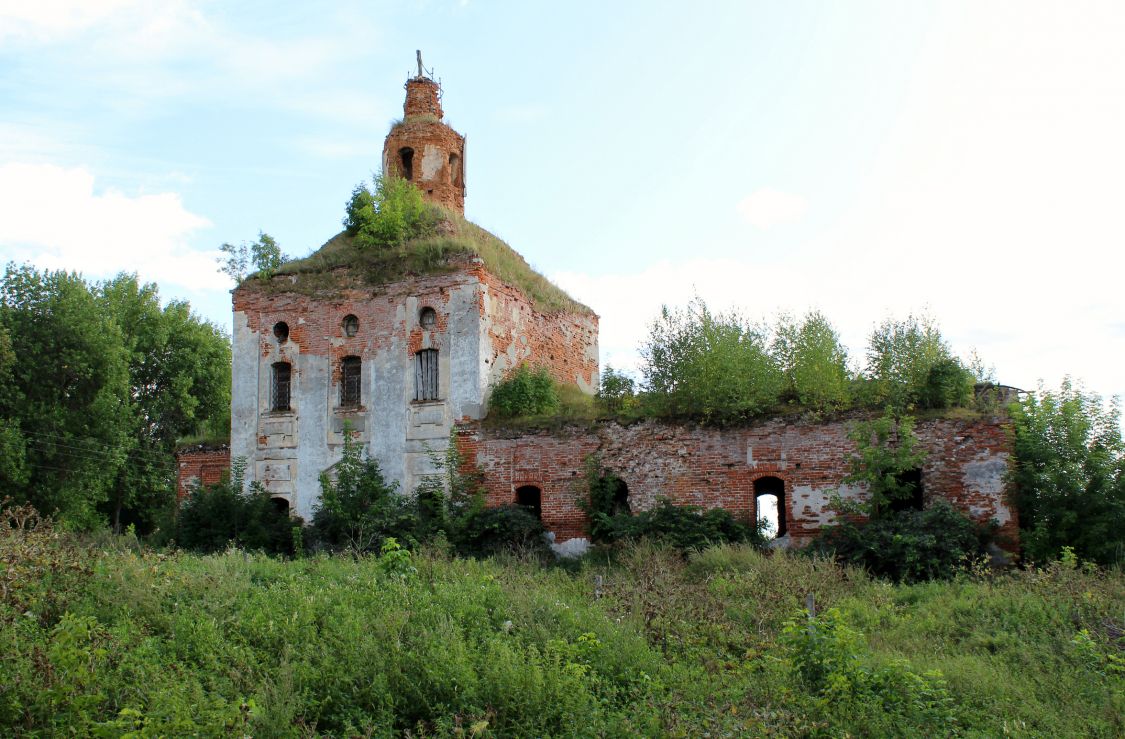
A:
<box><xmin>2</xmin><ymin>1</ymin><xmax>1123</xmax><ymax>405</ymax></box>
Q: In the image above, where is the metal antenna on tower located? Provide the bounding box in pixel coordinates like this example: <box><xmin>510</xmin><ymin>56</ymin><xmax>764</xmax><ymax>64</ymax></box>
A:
<box><xmin>416</xmin><ymin>50</ymin><xmax>424</xmax><ymax>78</ymax></box>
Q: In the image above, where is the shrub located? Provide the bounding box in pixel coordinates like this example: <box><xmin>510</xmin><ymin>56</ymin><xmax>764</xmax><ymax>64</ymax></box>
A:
<box><xmin>843</xmin><ymin>412</ymin><xmax>926</xmax><ymax>519</ymax></box>
<box><xmin>1010</xmin><ymin>379</ymin><xmax>1125</xmax><ymax>565</ymax></box>
<box><xmin>863</xmin><ymin>313</ymin><xmax>974</xmax><ymax>411</ymax></box>
<box><xmin>808</xmin><ymin>500</ymin><xmax>994</xmax><ymax>582</ymax></box>
<box><xmin>580</xmin><ymin>459</ymin><xmax>632</xmax><ymax>542</ymax></box>
<box><xmin>411</xmin><ymin>433</ymin><xmax>486</xmax><ymax>544</ymax></box>
<box><xmin>918</xmin><ymin>356</ymin><xmax>975</xmax><ymax>410</ymax></box>
<box><xmin>596</xmin><ymin>365</ymin><xmax>636</xmax><ymax>413</ymax></box>
<box><xmin>772</xmin><ymin>310</ymin><xmax>852</xmax><ymax>412</ymax></box>
<box><xmin>780</xmin><ymin>606</ymin><xmax>957</xmax><ymax>732</ymax></box>
<box><xmin>453</xmin><ymin>505</ymin><xmax>548</xmax><ymax>558</ymax></box>
<box><xmin>174</xmin><ymin>459</ymin><xmax>299</xmax><ymax>556</ymax></box>
<box><xmin>599</xmin><ymin>498</ymin><xmax>766</xmax><ymax>552</ymax></box>
<box><xmin>489</xmin><ymin>364</ymin><xmax>560</xmax><ymax>418</ymax></box>
<box><xmin>344</xmin><ymin>174</ymin><xmax>439</xmax><ymax>249</ymax></box>
<box><xmin>0</xmin><ymin>500</ymin><xmax>92</xmax><ymax>627</ymax></box>
<box><xmin>640</xmin><ymin>297</ymin><xmax>783</xmax><ymax>424</ymax></box>
<box><xmin>309</xmin><ymin>433</ymin><xmax>414</xmax><ymax>554</ymax></box>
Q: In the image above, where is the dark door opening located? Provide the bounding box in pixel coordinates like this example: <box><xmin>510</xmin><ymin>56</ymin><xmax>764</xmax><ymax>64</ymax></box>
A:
<box><xmin>515</xmin><ymin>485</ymin><xmax>542</xmax><ymax>520</ymax></box>
<box><xmin>399</xmin><ymin>147</ymin><xmax>415</xmax><ymax>180</ymax></box>
<box><xmin>890</xmin><ymin>468</ymin><xmax>924</xmax><ymax>512</ymax></box>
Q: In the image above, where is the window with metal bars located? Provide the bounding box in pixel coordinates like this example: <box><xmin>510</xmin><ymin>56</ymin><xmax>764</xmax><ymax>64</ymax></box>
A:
<box><xmin>271</xmin><ymin>362</ymin><xmax>292</xmax><ymax>411</ymax></box>
<box><xmin>340</xmin><ymin>356</ymin><xmax>361</xmax><ymax>408</ymax></box>
<box><xmin>414</xmin><ymin>349</ymin><xmax>439</xmax><ymax>401</ymax></box>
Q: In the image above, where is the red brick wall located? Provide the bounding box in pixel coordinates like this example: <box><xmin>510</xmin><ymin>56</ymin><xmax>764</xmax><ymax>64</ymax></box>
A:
<box><xmin>176</xmin><ymin>446</ymin><xmax>231</xmax><ymax>500</ymax></box>
<box><xmin>383</xmin><ymin>118</ymin><xmax>465</xmax><ymax>213</ymax></box>
<box><xmin>235</xmin><ymin>263</ymin><xmax>599</xmax><ymax>404</ymax></box>
<box><xmin>455</xmin><ymin>414</ymin><xmax>1018</xmax><ymax>546</ymax></box>
<box><xmin>234</xmin><ymin>270</ymin><xmax>476</xmax><ymax>372</ymax></box>
<box><xmin>477</xmin><ymin>268</ymin><xmax>599</xmax><ymax>393</ymax></box>
<box><xmin>403</xmin><ymin>77</ymin><xmax>443</xmax><ymax>118</ymax></box>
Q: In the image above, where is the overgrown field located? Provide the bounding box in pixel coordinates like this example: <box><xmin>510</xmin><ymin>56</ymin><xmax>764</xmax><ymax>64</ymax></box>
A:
<box><xmin>1</xmin><ymin>522</ymin><xmax>1122</xmax><ymax>737</ymax></box>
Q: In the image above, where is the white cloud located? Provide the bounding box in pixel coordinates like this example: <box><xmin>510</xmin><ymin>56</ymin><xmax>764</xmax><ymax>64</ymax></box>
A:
<box><xmin>0</xmin><ymin>163</ymin><xmax>224</xmax><ymax>291</ymax></box>
<box><xmin>736</xmin><ymin>188</ymin><xmax>808</xmax><ymax>229</ymax></box>
<box><xmin>1</xmin><ymin>1</ymin><xmax>380</xmax><ymax>126</ymax></box>
<box><xmin>0</xmin><ymin>0</ymin><xmax>138</xmax><ymax>41</ymax></box>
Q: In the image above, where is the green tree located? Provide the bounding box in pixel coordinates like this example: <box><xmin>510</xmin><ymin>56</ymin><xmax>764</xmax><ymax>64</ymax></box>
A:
<box><xmin>412</xmin><ymin>431</ymin><xmax>488</xmax><ymax>548</ymax></box>
<box><xmin>1010</xmin><ymin>379</ymin><xmax>1125</xmax><ymax>565</ymax></box>
<box><xmin>596</xmin><ymin>365</ymin><xmax>636</xmax><ymax>413</ymax></box>
<box><xmin>218</xmin><ymin>232</ymin><xmax>287</xmax><ymax>282</ymax></box>
<box><xmin>489</xmin><ymin>364</ymin><xmax>560</xmax><ymax>418</ymax></box>
<box><xmin>0</xmin><ymin>265</ymin><xmax>231</xmax><ymax>532</ymax></box>
<box><xmin>96</xmin><ymin>275</ymin><xmax>231</xmax><ymax>532</ymax></box>
<box><xmin>772</xmin><ymin>310</ymin><xmax>852</xmax><ymax>412</ymax></box>
<box><xmin>174</xmin><ymin>458</ymin><xmax>298</xmax><ymax>555</ymax></box>
<box><xmin>0</xmin><ymin>324</ymin><xmax>29</xmax><ymax>491</ymax></box>
<box><xmin>640</xmin><ymin>297</ymin><xmax>783</xmax><ymax>424</ymax></box>
<box><xmin>0</xmin><ymin>264</ymin><xmax>131</xmax><ymax>528</ymax></box>
<box><xmin>310</xmin><ymin>432</ymin><xmax>412</xmax><ymax>554</ymax></box>
<box><xmin>843</xmin><ymin>412</ymin><xmax>926</xmax><ymax>519</ymax></box>
<box><xmin>863</xmin><ymin>314</ymin><xmax>974</xmax><ymax>411</ymax></box>
<box><xmin>344</xmin><ymin>174</ymin><xmax>438</xmax><ymax>250</ymax></box>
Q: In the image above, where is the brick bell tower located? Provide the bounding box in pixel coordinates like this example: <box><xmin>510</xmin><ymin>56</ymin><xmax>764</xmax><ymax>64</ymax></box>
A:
<box><xmin>382</xmin><ymin>51</ymin><xmax>466</xmax><ymax>214</ymax></box>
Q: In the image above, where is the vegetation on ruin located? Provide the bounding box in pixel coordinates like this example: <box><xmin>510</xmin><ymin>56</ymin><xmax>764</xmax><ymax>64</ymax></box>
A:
<box><xmin>260</xmin><ymin>174</ymin><xmax>591</xmax><ymax>315</ymax></box>
<box><xmin>1010</xmin><ymin>378</ymin><xmax>1125</xmax><ymax>566</ymax></box>
<box><xmin>488</xmin><ymin>301</ymin><xmax>993</xmax><ymax>431</ymax></box>
<box><xmin>0</xmin><ymin>264</ymin><xmax>231</xmax><ymax>534</ymax></box>
<box><xmin>488</xmin><ymin>365</ymin><xmax>561</xmax><ymax>419</ymax></box>
<box><xmin>218</xmin><ymin>231</ymin><xmax>288</xmax><ymax>282</ymax></box>
<box><xmin>1</xmin><ymin>499</ymin><xmax>1122</xmax><ymax>736</ymax></box>
<box><xmin>172</xmin><ymin>432</ymin><xmax>551</xmax><ymax>562</ymax></box>
<box><xmin>803</xmin><ymin>411</ymin><xmax>998</xmax><ymax>582</ymax></box>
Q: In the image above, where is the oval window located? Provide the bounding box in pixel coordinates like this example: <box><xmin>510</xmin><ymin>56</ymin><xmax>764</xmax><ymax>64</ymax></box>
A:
<box><xmin>342</xmin><ymin>314</ymin><xmax>359</xmax><ymax>337</ymax></box>
<box><xmin>420</xmin><ymin>307</ymin><xmax>437</xmax><ymax>329</ymax></box>
<box><xmin>273</xmin><ymin>321</ymin><xmax>290</xmax><ymax>342</ymax></box>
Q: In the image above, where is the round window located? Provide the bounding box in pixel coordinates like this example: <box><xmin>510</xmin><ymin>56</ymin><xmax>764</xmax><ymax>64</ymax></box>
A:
<box><xmin>342</xmin><ymin>314</ymin><xmax>359</xmax><ymax>337</ymax></box>
<box><xmin>273</xmin><ymin>321</ymin><xmax>290</xmax><ymax>342</ymax></box>
<box><xmin>420</xmin><ymin>307</ymin><xmax>437</xmax><ymax>329</ymax></box>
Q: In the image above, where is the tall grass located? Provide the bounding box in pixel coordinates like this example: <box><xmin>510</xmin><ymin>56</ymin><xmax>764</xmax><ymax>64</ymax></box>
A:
<box><xmin>1</xmin><ymin>515</ymin><xmax>1121</xmax><ymax>736</ymax></box>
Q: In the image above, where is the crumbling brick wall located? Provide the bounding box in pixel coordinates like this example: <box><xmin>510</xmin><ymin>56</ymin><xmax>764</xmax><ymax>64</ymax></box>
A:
<box><xmin>230</xmin><ymin>258</ymin><xmax>600</xmax><ymax>511</ymax></box>
<box><xmin>176</xmin><ymin>445</ymin><xmax>231</xmax><ymax>500</ymax></box>
<box><xmin>474</xmin><ymin>267</ymin><xmax>599</xmax><ymax>395</ymax></box>
<box><xmin>456</xmin><ymin>414</ymin><xmax>1017</xmax><ymax>547</ymax></box>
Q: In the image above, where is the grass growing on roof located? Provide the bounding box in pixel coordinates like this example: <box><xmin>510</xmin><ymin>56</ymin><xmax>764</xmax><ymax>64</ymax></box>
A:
<box><xmin>268</xmin><ymin>175</ymin><xmax>590</xmax><ymax>315</ymax></box>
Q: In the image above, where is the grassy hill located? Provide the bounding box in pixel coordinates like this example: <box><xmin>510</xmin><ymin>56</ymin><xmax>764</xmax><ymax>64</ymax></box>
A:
<box><xmin>260</xmin><ymin>213</ymin><xmax>592</xmax><ymax>316</ymax></box>
<box><xmin>2</xmin><ymin>515</ymin><xmax>1121</xmax><ymax>736</ymax></box>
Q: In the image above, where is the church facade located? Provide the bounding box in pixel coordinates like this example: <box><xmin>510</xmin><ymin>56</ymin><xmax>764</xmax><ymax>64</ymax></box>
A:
<box><xmin>228</xmin><ymin>70</ymin><xmax>598</xmax><ymax>521</ymax></box>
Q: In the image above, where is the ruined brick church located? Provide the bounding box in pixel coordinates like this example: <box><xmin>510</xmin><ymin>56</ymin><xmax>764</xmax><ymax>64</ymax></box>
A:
<box><xmin>178</xmin><ymin>63</ymin><xmax>1017</xmax><ymax>553</ymax></box>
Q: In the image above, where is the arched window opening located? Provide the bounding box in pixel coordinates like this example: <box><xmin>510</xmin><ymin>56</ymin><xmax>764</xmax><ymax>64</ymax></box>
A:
<box><xmin>342</xmin><ymin>314</ymin><xmax>359</xmax><ymax>337</ymax></box>
<box><xmin>271</xmin><ymin>497</ymin><xmax>290</xmax><ymax>515</ymax></box>
<box><xmin>890</xmin><ymin>468</ymin><xmax>924</xmax><ymax>513</ymax></box>
<box><xmin>399</xmin><ymin>147</ymin><xmax>414</xmax><ymax>180</ymax></box>
<box><xmin>449</xmin><ymin>153</ymin><xmax>462</xmax><ymax>188</ymax></box>
<box><xmin>606</xmin><ymin>475</ymin><xmax>630</xmax><ymax>515</ymax></box>
<box><xmin>516</xmin><ymin>485</ymin><xmax>542</xmax><ymax>520</ymax></box>
<box><xmin>271</xmin><ymin>362</ymin><xmax>292</xmax><ymax>411</ymax></box>
<box><xmin>754</xmin><ymin>476</ymin><xmax>786</xmax><ymax>538</ymax></box>
<box><xmin>273</xmin><ymin>321</ymin><xmax>290</xmax><ymax>342</ymax></box>
<box><xmin>414</xmin><ymin>348</ymin><xmax>439</xmax><ymax>401</ymax></box>
<box><xmin>340</xmin><ymin>356</ymin><xmax>361</xmax><ymax>408</ymax></box>
<box><xmin>419</xmin><ymin>306</ymin><xmax>437</xmax><ymax>328</ymax></box>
